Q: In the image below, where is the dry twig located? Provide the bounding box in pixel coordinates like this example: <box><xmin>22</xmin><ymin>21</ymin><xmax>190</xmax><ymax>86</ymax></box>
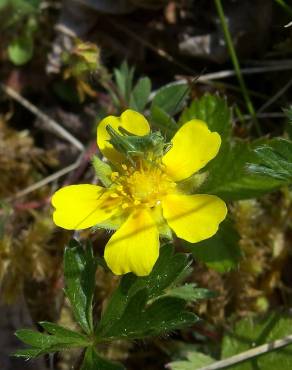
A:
<box><xmin>6</xmin><ymin>156</ymin><xmax>83</xmax><ymax>201</ymax></box>
<box><xmin>0</xmin><ymin>83</ymin><xmax>84</xmax><ymax>151</ymax></box>
<box><xmin>197</xmin><ymin>334</ymin><xmax>292</xmax><ymax>370</ymax></box>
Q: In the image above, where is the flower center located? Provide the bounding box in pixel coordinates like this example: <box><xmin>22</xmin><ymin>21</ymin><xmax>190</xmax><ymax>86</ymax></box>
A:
<box><xmin>111</xmin><ymin>161</ymin><xmax>176</xmax><ymax>209</ymax></box>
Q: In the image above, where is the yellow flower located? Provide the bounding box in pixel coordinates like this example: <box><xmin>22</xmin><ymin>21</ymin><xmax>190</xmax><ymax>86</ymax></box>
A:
<box><xmin>52</xmin><ymin>109</ymin><xmax>227</xmax><ymax>276</ymax></box>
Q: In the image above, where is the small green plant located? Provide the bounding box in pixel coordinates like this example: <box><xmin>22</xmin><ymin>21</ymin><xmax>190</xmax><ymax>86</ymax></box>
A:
<box><xmin>13</xmin><ymin>70</ymin><xmax>292</xmax><ymax>369</ymax></box>
<box><xmin>0</xmin><ymin>0</ymin><xmax>41</xmax><ymax>65</ymax></box>
<box><xmin>15</xmin><ymin>241</ymin><xmax>211</xmax><ymax>368</ymax></box>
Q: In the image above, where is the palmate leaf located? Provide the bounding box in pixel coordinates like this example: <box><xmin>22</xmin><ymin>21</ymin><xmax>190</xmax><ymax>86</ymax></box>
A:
<box><xmin>98</xmin><ymin>290</ymin><xmax>197</xmax><ymax>340</ymax></box>
<box><xmin>15</xmin><ymin>244</ymin><xmax>207</xmax><ymax>365</ymax></box>
<box><xmin>95</xmin><ymin>245</ymin><xmax>199</xmax><ymax>341</ymax></box>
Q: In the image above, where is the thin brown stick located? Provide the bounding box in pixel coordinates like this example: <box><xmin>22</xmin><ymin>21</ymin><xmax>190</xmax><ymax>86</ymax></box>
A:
<box><xmin>0</xmin><ymin>83</ymin><xmax>84</xmax><ymax>151</ymax></box>
<box><xmin>196</xmin><ymin>64</ymin><xmax>292</xmax><ymax>82</ymax></box>
<box><xmin>258</xmin><ymin>78</ymin><xmax>292</xmax><ymax>113</ymax></box>
<box><xmin>234</xmin><ymin>112</ymin><xmax>286</xmax><ymax>122</ymax></box>
<box><xmin>197</xmin><ymin>334</ymin><xmax>292</xmax><ymax>370</ymax></box>
<box><xmin>6</xmin><ymin>156</ymin><xmax>83</xmax><ymax>201</ymax></box>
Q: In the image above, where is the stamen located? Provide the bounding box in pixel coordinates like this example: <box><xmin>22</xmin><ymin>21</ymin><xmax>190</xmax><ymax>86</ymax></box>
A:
<box><xmin>111</xmin><ymin>158</ymin><xmax>177</xmax><ymax>210</ymax></box>
<box><xmin>111</xmin><ymin>172</ymin><xmax>119</xmax><ymax>181</ymax></box>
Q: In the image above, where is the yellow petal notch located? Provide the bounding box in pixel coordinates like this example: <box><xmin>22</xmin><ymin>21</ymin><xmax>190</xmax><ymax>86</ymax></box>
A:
<box><xmin>162</xmin><ymin>193</ymin><xmax>227</xmax><ymax>243</ymax></box>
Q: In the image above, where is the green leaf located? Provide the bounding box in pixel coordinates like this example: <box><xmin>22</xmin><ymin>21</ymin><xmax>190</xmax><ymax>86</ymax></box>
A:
<box><xmin>95</xmin><ymin>245</ymin><xmax>199</xmax><ymax>340</ymax></box>
<box><xmin>186</xmin><ymin>219</ymin><xmax>242</xmax><ymax>273</ymax></box>
<box><xmin>129</xmin><ymin>76</ymin><xmax>151</xmax><ymax>112</ymax></box>
<box><xmin>221</xmin><ymin>312</ymin><xmax>292</xmax><ymax>370</ymax></box>
<box><xmin>151</xmin><ymin>82</ymin><xmax>190</xmax><ymax>116</ymax></box>
<box><xmin>92</xmin><ymin>155</ymin><xmax>113</xmax><ymax>187</ymax></box>
<box><xmin>200</xmin><ymin>140</ymin><xmax>284</xmax><ymax>201</ymax></box>
<box><xmin>13</xmin><ymin>348</ymin><xmax>44</xmax><ymax>359</ymax></box>
<box><xmin>150</xmin><ymin>105</ymin><xmax>177</xmax><ymax>139</ymax></box>
<box><xmin>40</xmin><ymin>322</ymin><xmax>89</xmax><ymax>344</ymax></box>
<box><xmin>14</xmin><ymin>326</ymin><xmax>90</xmax><ymax>359</ymax></box>
<box><xmin>114</xmin><ymin>61</ymin><xmax>134</xmax><ymax>102</ymax></box>
<box><xmin>168</xmin><ymin>351</ymin><xmax>215</xmax><ymax>370</ymax></box>
<box><xmin>137</xmin><ymin>244</ymin><xmax>193</xmax><ymax>299</ymax></box>
<box><xmin>99</xmin><ymin>291</ymin><xmax>198</xmax><ymax>340</ymax></box>
<box><xmin>166</xmin><ymin>284</ymin><xmax>216</xmax><ymax>301</ymax></box>
<box><xmin>179</xmin><ymin>94</ymin><xmax>231</xmax><ymax>141</ymax></box>
<box><xmin>81</xmin><ymin>347</ymin><xmax>125</xmax><ymax>370</ymax></box>
<box><xmin>179</xmin><ymin>94</ymin><xmax>286</xmax><ymax>200</ymax></box>
<box><xmin>64</xmin><ymin>240</ymin><xmax>97</xmax><ymax>334</ymax></box>
<box><xmin>8</xmin><ymin>35</ymin><xmax>33</xmax><ymax>65</ymax></box>
<box><xmin>1</xmin><ymin>0</ymin><xmax>40</xmax><ymax>14</ymax></box>
<box><xmin>248</xmin><ymin>138</ymin><xmax>292</xmax><ymax>182</ymax></box>
<box><xmin>99</xmin><ymin>245</ymin><xmax>191</xmax><ymax>330</ymax></box>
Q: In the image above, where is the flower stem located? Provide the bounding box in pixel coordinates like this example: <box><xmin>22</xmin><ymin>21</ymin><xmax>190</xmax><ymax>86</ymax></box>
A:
<box><xmin>214</xmin><ymin>0</ymin><xmax>262</xmax><ymax>135</ymax></box>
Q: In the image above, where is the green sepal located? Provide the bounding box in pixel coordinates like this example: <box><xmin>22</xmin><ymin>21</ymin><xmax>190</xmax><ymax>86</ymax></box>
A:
<box><xmin>92</xmin><ymin>155</ymin><xmax>112</xmax><ymax>187</ymax></box>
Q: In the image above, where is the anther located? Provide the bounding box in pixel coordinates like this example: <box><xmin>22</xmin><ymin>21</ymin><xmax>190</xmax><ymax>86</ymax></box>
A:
<box><xmin>111</xmin><ymin>172</ymin><xmax>119</xmax><ymax>181</ymax></box>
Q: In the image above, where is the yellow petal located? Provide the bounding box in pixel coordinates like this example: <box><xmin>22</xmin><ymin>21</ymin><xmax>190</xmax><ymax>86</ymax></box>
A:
<box><xmin>162</xmin><ymin>194</ymin><xmax>227</xmax><ymax>243</ymax></box>
<box><xmin>162</xmin><ymin>119</ymin><xmax>221</xmax><ymax>182</ymax></box>
<box><xmin>104</xmin><ymin>209</ymin><xmax>159</xmax><ymax>276</ymax></box>
<box><xmin>97</xmin><ymin>109</ymin><xmax>150</xmax><ymax>162</ymax></box>
<box><xmin>51</xmin><ymin>184</ymin><xmax>119</xmax><ymax>230</ymax></box>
